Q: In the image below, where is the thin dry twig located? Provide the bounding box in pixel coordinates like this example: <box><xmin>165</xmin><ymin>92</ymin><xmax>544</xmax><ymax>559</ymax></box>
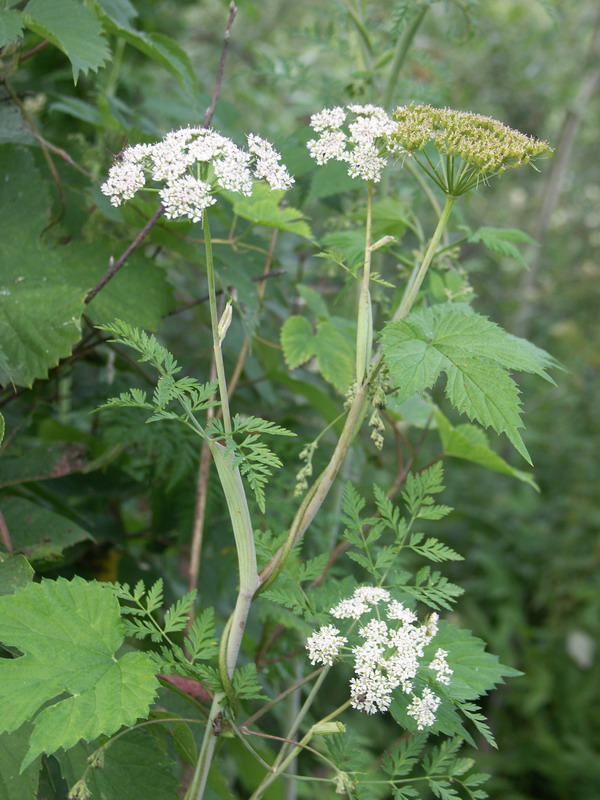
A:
<box><xmin>203</xmin><ymin>3</ymin><xmax>238</xmax><ymax>128</ymax></box>
<box><xmin>84</xmin><ymin>204</ymin><xmax>165</xmax><ymax>304</ymax></box>
<box><xmin>0</xmin><ymin>511</ymin><xmax>13</xmax><ymax>553</ymax></box>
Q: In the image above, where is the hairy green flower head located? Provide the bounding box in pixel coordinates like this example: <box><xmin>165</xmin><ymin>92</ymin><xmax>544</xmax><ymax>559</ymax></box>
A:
<box><xmin>389</xmin><ymin>104</ymin><xmax>552</xmax><ymax>195</ymax></box>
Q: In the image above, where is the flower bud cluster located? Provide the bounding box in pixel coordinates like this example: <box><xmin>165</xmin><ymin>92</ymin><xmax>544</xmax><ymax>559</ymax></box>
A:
<box><xmin>101</xmin><ymin>128</ymin><xmax>293</xmax><ymax>223</ymax></box>
<box><xmin>307</xmin><ymin>105</ymin><xmax>395</xmax><ymax>182</ymax></box>
<box><xmin>306</xmin><ymin>586</ymin><xmax>453</xmax><ymax>727</ymax></box>
<box><xmin>389</xmin><ymin>104</ymin><xmax>551</xmax><ymax>176</ymax></box>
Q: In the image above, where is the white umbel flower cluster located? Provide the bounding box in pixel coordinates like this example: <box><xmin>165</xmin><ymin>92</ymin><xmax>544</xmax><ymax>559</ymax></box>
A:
<box><xmin>307</xmin><ymin>104</ymin><xmax>396</xmax><ymax>182</ymax></box>
<box><xmin>306</xmin><ymin>624</ymin><xmax>347</xmax><ymax>666</ymax></box>
<box><xmin>101</xmin><ymin>128</ymin><xmax>293</xmax><ymax>223</ymax></box>
<box><xmin>306</xmin><ymin>585</ymin><xmax>452</xmax><ymax>727</ymax></box>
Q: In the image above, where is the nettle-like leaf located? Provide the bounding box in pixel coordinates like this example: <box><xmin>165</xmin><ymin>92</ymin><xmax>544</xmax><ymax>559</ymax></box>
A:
<box><xmin>0</xmin><ymin>496</ymin><xmax>94</xmax><ymax>568</ymax></box>
<box><xmin>380</xmin><ymin>303</ymin><xmax>558</xmax><ymax>463</ymax></box>
<box><xmin>0</xmin><ymin>7</ymin><xmax>24</xmax><ymax>46</ymax></box>
<box><xmin>281</xmin><ymin>315</ymin><xmax>315</xmax><ymax>368</ymax></box>
<box><xmin>433</xmin><ymin>409</ymin><xmax>537</xmax><ymax>489</ymax></box>
<box><xmin>466</xmin><ymin>226</ymin><xmax>536</xmax><ymax>269</ymax></box>
<box><xmin>430</xmin><ymin>621</ymin><xmax>521</xmax><ymax>703</ymax></box>
<box><xmin>280</xmin><ymin>316</ymin><xmax>354</xmax><ymax>393</ymax></box>
<box><xmin>21</xmin><ymin>0</ymin><xmax>110</xmax><ymax>82</ymax></box>
<box><xmin>0</xmin><ymin>577</ymin><xmax>159</xmax><ymax>770</ymax></box>
<box><xmin>230</xmin><ymin>184</ymin><xmax>313</xmax><ymax>240</ymax></box>
<box><xmin>93</xmin><ymin>0</ymin><xmax>197</xmax><ymax>96</ymax></box>
<box><xmin>58</xmin><ymin>727</ymin><xmax>179</xmax><ymax>800</ymax></box>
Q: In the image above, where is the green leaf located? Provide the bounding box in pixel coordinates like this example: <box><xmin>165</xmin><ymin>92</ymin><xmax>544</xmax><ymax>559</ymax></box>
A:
<box><xmin>0</xmin><ymin>411</ymin><xmax>4</xmax><ymax>446</ymax></box>
<box><xmin>233</xmin><ymin>663</ymin><xmax>268</xmax><ymax>700</ymax></box>
<box><xmin>307</xmin><ymin>158</ymin><xmax>359</xmax><ymax>204</ymax></box>
<box><xmin>184</xmin><ymin>607</ymin><xmax>218</xmax><ymax>662</ymax></box>
<box><xmin>320</xmin><ymin>229</ymin><xmax>366</xmax><ymax>269</ymax></box>
<box><xmin>297</xmin><ymin>284</ymin><xmax>330</xmax><ymax>319</ymax></box>
<box><xmin>0</xmin><ymin>8</ymin><xmax>24</xmax><ymax>47</ymax></box>
<box><xmin>382</xmin><ymin>731</ymin><xmax>429</xmax><ymax>778</ymax></box>
<box><xmin>94</xmin><ymin>0</ymin><xmax>197</xmax><ymax>96</ymax></box>
<box><xmin>0</xmin><ymin>723</ymin><xmax>40</xmax><ymax>800</ymax></box>
<box><xmin>429</xmin><ymin>621</ymin><xmax>521</xmax><ymax>702</ymax></box>
<box><xmin>0</xmin><ymin>497</ymin><xmax>93</xmax><ymax>567</ymax></box>
<box><xmin>0</xmin><ymin>576</ymin><xmax>159</xmax><ymax>770</ymax></box>
<box><xmin>314</xmin><ymin>320</ymin><xmax>355</xmax><ymax>393</ymax></box>
<box><xmin>84</xmin><ymin>246</ymin><xmax>174</xmax><ymax>330</ymax></box>
<box><xmin>0</xmin><ymin>441</ymin><xmax>89</xmax><ymax>488</ymax></box>
<box><xmin>0</xmin><ymin>147</ymin><xmax>85</xmax><ymax>388</ymax></box>
<box><xmin>381</xmin><ymin>303</ymin><xmax>558</xmax><ymax>462</ymax></box>
<box><xmin>467</xmin><ymin>226</ymin><xmax>536</xmax><ymax>269</ymax></box>
<box><xmin>57</xmin><ymin>727</ymin><xmax>179</xmax><ymax>800</ymax></box>
<box><xmin>0</xmin><ymin>555</ymin><xmax>34</xmax><ymax>596</ymax></box>
<box><xmin>22</xmin><ymin>0</ymin><xmax>110</xmax><ymax>82</ymax></box>
<box><xmin>281</xmin><ymin>315</ymin><xmax>316</xmax><ymax>368</ymax></box>
<box><xmin>434</xmin><ymin>409</ymin><xmax>538</xmax><ymax>489</ymax></box>
<box><xmin>230</xmin><ymin>184</ymin><xmax>313</xmax><ymax>239</ymax></box>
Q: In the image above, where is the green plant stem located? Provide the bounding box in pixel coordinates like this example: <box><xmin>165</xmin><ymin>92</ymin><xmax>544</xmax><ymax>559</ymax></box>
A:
<box><xmin>186</xmin><ymin>220</ymin><xmax>261</xmax><ymax>800</ymax></box>
<box><xmin>203</xmin><ymin>212</ymin><xmax>232</xmax><ymax>435</ymax></box>
<box><xmin>391</xmin><ymin>195</ymin><xmax>455</xmax><ymax>323</ymax></box>
<box><xmin>382</xmin><ymin>6</ymin><xmax>429</xmax><ymax>109</ymax></box>
<box><xmin>356</xmin><ymin>180</ymin><xmax>374</xmax><ymax>384</ymax></box>
<box><xmin>257</xmin><ymin>381</ymin><xmax>369</xmax><ymax>594</ymax></box>
<box><xmin>270</xmin><ymin>666</ymin><xmax>330</xmax><ymax>775</ymax></box>
<box><xmin>340</xmin><ymin>0</ymin><xmax>374</xmax><ymax>72</ymax></box>
<box><xmin>249</xmin><ymin>690</ymin><xmax>350</xmax><ymax>800</ymax></box>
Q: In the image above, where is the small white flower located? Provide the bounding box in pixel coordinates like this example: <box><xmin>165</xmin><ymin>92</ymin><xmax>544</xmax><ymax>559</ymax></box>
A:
<box><xmin>330</xmin><ymin>596</ymin><xmax>369</xmax><ymax>619</ymax></box>
<box><xmin>354</xmin><ymin>586</ymin><xmax>390</xmax><ymax>605</ymax></box>
<box><xmin>352</xmin><ymin>640</ymin><xmax>384</xmax><ymax>676</ymax></box>
<box><xmin>101</xmin><ymin>126</ymin><xmax>292</xmax><ymax>220</ymax></box>
<box><xmin>429</xmin><ymin>648</ymin><xmax>453</xmax><ymax>685</ymax></box>
<box><xmin>346</xmin><ymin>143</ymin><xmax>387</xmax><ymax>182</ymax></box>
<box><xmin>358</xmin><ymin>618</ymin><xmax>390</xmax><ymax>646</ymax></box>
<box><xmin>386</xmin><ymin>600</ymin><xmax>417</xmax><ymax>624</ymax></box>
<box><xmin>307</xmin><ymin>130</ymin><xmax>348</xmax><ymax>165</ymax></box>
<box><xmin>101</xmin><ymin>161</ymin><xmax>146</xmax><ymax>206</ymax></box>
<box><xmin>307</xmin><ymin>104</ymin><xmax>394</xmax><ymax>182</ymax></box>
<box><xmin>248</xmin><ymin>134</ymin><xmax>294</xmax><ymax>190</ymax></box>
<box><xmin>350</xmin><ymin>671</ymin><xmax>394</xmax><ymax>714</ymax></box>
<box><xmin>306</xmin><ymin>624</ymin><xmax>347</xmax><ymax>665</ymax></box>
<box><xmin>160</xmin><ymin>175</ymin><xmax>215</xmax><ymax>223</ymax></box>
<box><xmin>310</xmin><ymin>106</ymin><xmax>346</xmax><ymax>132</ymax></box>
<box><xmin>406</xmin><ymin>687</ymin><xmax>441</xmax><ymax>730</ymax></box>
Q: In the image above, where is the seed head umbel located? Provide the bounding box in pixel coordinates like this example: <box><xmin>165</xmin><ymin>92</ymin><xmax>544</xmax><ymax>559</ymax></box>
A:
<box><xmin>389</xmin><ymin>104</ymin><xmax>552</xmax><ymax>196</ymax></box>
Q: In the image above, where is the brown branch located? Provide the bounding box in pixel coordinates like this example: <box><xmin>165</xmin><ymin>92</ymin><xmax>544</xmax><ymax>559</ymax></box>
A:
<box><xmin>203</xmin><ymin>2</ymin><xmax>238</xmax><ymax>128</ymax></box>
<box><xmin>0</xmin><ymin>511</ymin><xmax>13</xmax><ymax>553</ymax></box>
<box><xmin>84</xmin><ymin>204</ymin><xmax>165</xmax><ymax>304</ymax></box>
<box><xmin>19</xmin><ymin>40</ymin><xmax>50</xmax><ymax>63</ymax></box>
<box><xmin>241</xmin><ymin>668</ymin><xmax>324</xmax><ymax>729</ymax></box>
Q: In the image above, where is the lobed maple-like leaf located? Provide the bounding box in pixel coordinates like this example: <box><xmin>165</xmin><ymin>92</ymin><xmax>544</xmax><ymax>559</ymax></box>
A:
<box><xmin>0</xmin><ymin>577</ymin><xmax>159</xmax><ymax>771</ymax></box>
<box><xmin>380</xmin><ymin>303</ymin><xmax>558</xmax><ymax>463</ymax></box>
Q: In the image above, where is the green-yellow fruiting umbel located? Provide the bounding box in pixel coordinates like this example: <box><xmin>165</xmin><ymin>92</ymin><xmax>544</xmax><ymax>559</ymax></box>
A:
<box><xmin>389</xmin><ymin>104</ymin><xmax>552</xmax><ymax>196</ymax></box>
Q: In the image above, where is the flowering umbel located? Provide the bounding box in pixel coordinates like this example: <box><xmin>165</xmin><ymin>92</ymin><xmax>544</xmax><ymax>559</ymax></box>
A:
<box><xmin>101</xmin><ymin>128</ymin><xmax>294</xmax><ymax>222</ymax></box>
<box><xmin>307</xmin><ymin>105</ymin><xmax>395</xmax><ymax>182</ymax></box>
<box><xmin>306</xmin><ymin>586</ymin><xmax>453</xmax><ymax>727</ymax></box>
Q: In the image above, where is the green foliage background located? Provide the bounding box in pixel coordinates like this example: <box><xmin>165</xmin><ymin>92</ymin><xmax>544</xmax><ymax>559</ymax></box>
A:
<box><xmin>1</xmin><ymin>0</ymin><xmax>599</xmax><ymax>798</ymax></box>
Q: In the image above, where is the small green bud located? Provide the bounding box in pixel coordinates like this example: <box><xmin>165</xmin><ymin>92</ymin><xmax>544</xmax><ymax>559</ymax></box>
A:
<box><xmin>68</xmin><ymin>780</ymin><xmax>92</xmax><ymax>800</ymax></box>
<box><xmin>311</xmin><ymin>721</ymin><xmax>346</xmax><ymax>735</ymax></box>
